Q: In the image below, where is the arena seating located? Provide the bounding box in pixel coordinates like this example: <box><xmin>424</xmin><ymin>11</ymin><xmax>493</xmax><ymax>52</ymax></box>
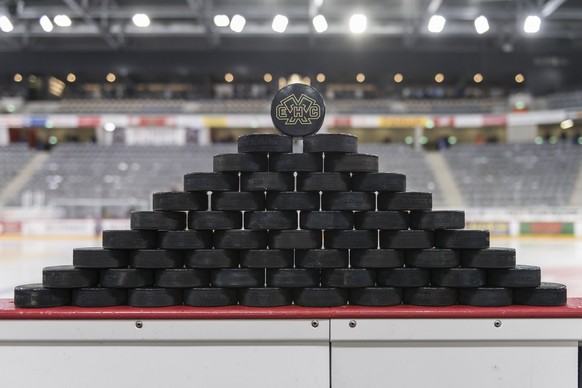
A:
<box><xmin>443</xmin><ymin>143</ymin><xmax>582</xmax><ymax>207</ymax></box>
<box><xmin>0</xmin><ymin>145</ymin><xmax>37</xmax><ymax>191</ymax></box>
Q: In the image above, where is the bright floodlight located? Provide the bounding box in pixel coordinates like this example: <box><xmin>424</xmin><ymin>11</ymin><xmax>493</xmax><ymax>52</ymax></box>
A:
<box><xmin>54</xmin><ymin>15</ymin><xmax>72</xmax><ymax>27</ymax></box>
<box><xmin>104</xmin><ymin>122</ymin><xmax>116</xmax><ymax>132</ymax></box>
<box><xmin>272</xmin><ymin>14</ymin><xmax>289</xmax><ymax>33</ymax></box>
<box><xmin>474</xmin><ymin>15</ymin><xmax>489</xmax><ymax>34</ymax></box>
<box><xmin>214</xmin><ymin>14</ymin><xmax>230</xmax><ymax>27</ymax></box>
<box><xmin>428</xmin><ymin>15</ymin><xmax>446</xmax><ymax>33</ymax></box>
<box><xmin>349</xmin><ymin>14</ymin><xmax>367</xmax><ymax>34</ymax></box>
<box><xmin>560</xmin><ymin>119</ymin><xmax>574</xmax><ymax>129</ymax></box>
<box><xmin>230</xmin><ymin>14</ymin><xmax>246</xmax><ymax>33</ymax></box>
<box><xmin>312</xmin><ymin>14</ymin><xmax>328</xmax><ymax>33</ymax></box>
<box><xmin>40</xmin><ymin>15</ymin><xmax>53</xmax><ymax>32</ymax></box>
<box><xmin>524</xmin><ymin>15</ymin><xmax>541</xmax><ymax>33</ymax></box>
<box><xmin>0</xmin><ymin>15</ymin><xmax>13</xmax><ymax>32</ymax></box>
<box><xmin>132</xmin><ymin>13</ymin><xmax>150</xmax><ymax>28</ymax></box>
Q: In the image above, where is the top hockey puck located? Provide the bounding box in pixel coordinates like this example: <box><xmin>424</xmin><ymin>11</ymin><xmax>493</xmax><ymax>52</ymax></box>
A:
<box><xmin>271</xmin><ymin>84</ymin><xmax>325</xmax><ymax>137</ymax></box>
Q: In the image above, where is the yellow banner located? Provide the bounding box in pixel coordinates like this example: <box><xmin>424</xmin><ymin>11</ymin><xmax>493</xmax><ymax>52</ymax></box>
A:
<box><xmin>203</xmin><ymin>116</ymin><xmax>228</xmax><ymax>128</ymax></box>
<box><xmin>379</xmin><ymin>116</ymin><xmax>427</xmax><ymax>128</ymax></box>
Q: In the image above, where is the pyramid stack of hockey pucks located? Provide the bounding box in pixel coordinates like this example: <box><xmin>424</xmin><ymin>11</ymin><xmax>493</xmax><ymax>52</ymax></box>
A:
<box><xmin>14</xmin><ymin>84</ymin><xmax>567</xmax><ymax>308</ymax></box>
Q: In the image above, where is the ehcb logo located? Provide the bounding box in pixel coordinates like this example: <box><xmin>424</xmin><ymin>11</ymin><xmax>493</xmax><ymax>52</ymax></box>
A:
<box><xmin>275</xmin><ymin>93</ymin><xmax>321</xmax><ymax>125</ymax></box>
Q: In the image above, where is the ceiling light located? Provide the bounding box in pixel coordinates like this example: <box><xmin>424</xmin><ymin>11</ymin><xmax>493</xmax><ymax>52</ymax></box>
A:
<box><xmin>54</xmin><ymin>15</ymin><xmax>72</xmax><ymax>27</ymax></box>
<box><xmin>515</xmin><ymin>73</ymin><xmax>525</xmax><ymax>83</ymax></box>
<box><xmin>106</xmin><ymin>73</ymin><xmax>116</xmax><ymax>83</ymax></box>
<box><xmin>349</xmin><ymin>14</ymin><xmax>367</xmax><ymax>34</ymax></box>
<box><xmin>13</xmin><ymin>73</ymin><xmax>23</xmax><ymax>83</ymax></box>
<box><xmin>66</xmin><ymin>73</ymin><xmax>76</xmax><ymax>83</ymax></box>
<box><xmin>356</xmin><ymin>73</ymin><xmax>365</xmax><ymax>83</ymax></box>
<box><xmin>524</xmin><ymin>15</ymin><xmax>541</xmax><ymax>33</ymax></box>
<box><xmin>132</xmin><ymin>13</ymin><xmax>150</xmax><ymax>28</ymax></box>
<box><xmin>0</xmin><ymin>15</ymin><xmax>14</xmax><ymax>32</ymax></box>
<box><xmin>213</xmin><ymin>14</ymin><xmax>230</xmax><ymax>27</ymax></box>
<box><xmin>230</xmin><ymin>14</ymin><xmax>246</xmax><ymax>33</ymax></box>
<box><xmin>435</xmin><ymin>73</ymin><xmax>445</xmax><ymax>83</ymax></box>
<box><xmin>474</xmin><ymin>15</ymin><xmax>489</xmax><ymax>34</ymax></box>
<box><xmin>263</xmin><ymin>73</ymin><xmax>272</xmax><ymax>82</ymax></box>
<box><xmin>312</xmin><ymin>15</ymin><xmax>328</xmax><ymax>33</ymax></box>
<box><xmin>428</xmin><ymin>15</ymin><xmax>446</xmax><ymax>33</ymax></box>
<box><xmin>316</xmin><ymin>73</ymin><xmax>326</xmax><ymax>83</ymax></box>
<box><xmin>272</xmin><ymin>14</ymin><xmax>289</xmax><ymax>33</ymax></box>
<box><xmin>225</xmin><ymin>73</ymin><xmax>234</xmax><ymax>83</ymax></box>
<box><xmin>394</xmin><ymin>73</ymin><xmax>403</xmax><ymax>83</ymax></box>
<box><xmin>40</xmin><ymin>15</ymin><xmax>53</xmax><ymax>32</ymax></box>
<box><xmin>473</xmin><ymin>73</ymin><xmax>483</xmax><ymax>83</ymax></box>
<box><xmin>560</xmin><ymin>119</ymin><xmax>574</xmax><ymax>129</ymax></box>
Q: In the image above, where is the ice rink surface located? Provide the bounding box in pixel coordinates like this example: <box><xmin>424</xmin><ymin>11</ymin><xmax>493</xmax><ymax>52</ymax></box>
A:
<box><xmin>0</xmin><ymin>236</ymin><xmax>581</xmax><ymax>299</ymax></box>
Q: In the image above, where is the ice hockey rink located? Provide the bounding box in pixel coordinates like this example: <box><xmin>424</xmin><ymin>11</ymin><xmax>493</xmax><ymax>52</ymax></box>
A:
<box><xmin>1</xmin><ymin>235</ymin><xmax>581</xmax><ymax>299</ymax></box>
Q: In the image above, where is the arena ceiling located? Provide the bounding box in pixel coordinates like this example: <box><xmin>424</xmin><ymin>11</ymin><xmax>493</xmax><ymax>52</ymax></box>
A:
<box><xmin>1</xmin><ymin>0</ymin><xmax>582</xmax><ymax>89</ymax></box>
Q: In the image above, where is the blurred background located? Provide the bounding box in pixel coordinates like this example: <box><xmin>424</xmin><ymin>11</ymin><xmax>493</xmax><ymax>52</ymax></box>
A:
<box><xmin>0</xmin><ymin>0</ymin><xmax>581</xmax><ymax>297</ymax></box>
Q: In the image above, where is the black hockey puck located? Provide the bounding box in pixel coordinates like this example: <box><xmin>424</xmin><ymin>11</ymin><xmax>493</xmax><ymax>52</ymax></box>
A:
<box><xmin>324</xmin><ymin>230</ymin><xmax>377</xmax><ymax>249</ymax></box>
<box><xmin>325</xmin><ymin>153</ymin><xmax>379</xmax><ymax>173</ymax></box>
<box><xmin>487</xmin><ymin>265</ymin><xmax>541</xmax><ymax>287</ymax></box>
<box><xmin>239</xmin><ymin>249</ymin><xmax>294</xmax><ymax>268</ymax></box>
<box><xmin>431</xmin><ymin>268</ymin><xmax>486</xmax><ymax>287</ymax></box>
<box><xmin>300</xmin><ymin>211</ymin><xmax>354</xmax><ymax>230</ymax></box>
<box><xmin>244</xmin><ymin>211</ymin><xmax>297</xmax><ymax>230</ymax></box>
<box><xmin>269</xmin><ymin>153</ymin><xmax>323</xmax><ymax>172</ymax></box>
<box><xmin>321</xmin><ymin>268</ymin><xmax>375</xmax><ymax>288</ymax></box>
<box><xmin>513</xmin><ymin>282</ymin><xmax>567</xmax><ymax>306</ymax></box>
<box><xmin>294</xmin><ymin>287</ymin><xmax>348</xmax><ymax>307</ymax></box>
<box><xmin>152</xmin><ymin>191</ymin><xmax>208</xmax><ymax>211</ymax></box>
<box><xmin>14</xmin><ymin>284</ymin><xmax>71</xmax><ymax>308</ymax></box>
<box><xmin>269</xmin><ymin>230</ymin><xmax>322</xmax><ymax>249</ymax></box>
<box><xmin>211</xmin><ymin>269</ymin><xmax>264</xmax><ymax>288</ymax></box>
<box><xmin>213</xmin><ymin>153</ymin><xmax>268</xmax><ymax>172</ymax></box>
<box><xmin>184</xmin><ymin>172</ymin><xmax>238</xmax><ymax>192</ymax></box>
<box><xmin>405</xmin><ymin>248</ymin><xmax>460</xmax><ymax>268</ymax></box>
<box><xmin>350</xmin><ymin>249</ymin><xmax>405</xmax><ymax>268</ymax></box>
<box><xmin>72</xmin><ymin>288</ymin><xmax>127</xmax><ymax>307</ymax></box>
<box><xmin>377</xmin><ymin>268</ymin><xmax>430</xmax><ymax>287</ymax></box>
<box><xmin>354</xmin><ymin>211</ymin><xmax>409</xmax><ymax>230</ymax></box>
<box><xmin>102</xmin><ymin>230</ymin><xmax>157</xmax><ymax>249</ymax></box>
<box><xmin>377</xmin><ymin>192</ymin><xmax>432</xmax><ymax>211</ymax></box>
<box><xmin>351</xmin><ymin>173</ymin><xmax>406</xmax><ymax>192</ymax></box>
<box><xmin>183</xmin><ymin>288</ymin><xmax>238</xmax><ymax>307</ymax></box>
<box><xmin>321</xmin><ymin>192</ymin><xmax>375</xmax><ymax>211</ymax></box>
<box><xmin>266</xmin><ymin>268</ymin><xmax>320</xmax><ymax>287</ymax></box>
<box><xmin>349</xmin><ymin>287</ymin><xmax>402</xmax><ymax>306</ymax></box>
<box><xmin>409</xmin><ymin>210</ymin><xmax>465</xmax><ymax>230</ymax></box>
<box><xmin>266</xmin><ymin>192</ymin><xmax>320</xmax><ymax>210</ymax></box>
<box><xmin>239</xmin><ymin>287</ymin><xmax>293</xmax><ymax>307</ymax></box>
<box><xmin>155</xmin><ymin>268</ymin><xmax>209</xmax><ymax>288</ymax></box>
<box><xmin>214</xmin><ymin>230</ymin><xmax>268</xmax><ymax>249</ymax></box>
<box><xmin>238</xmin><ymin>134</ymin><xmax>293</xmax><ymax>153</ymax></box>
<box><xmin>184</xmin><ymin>249</ymin><xmax>239</xmax><ymax>268</ymax></box>
<box><xmin>458</xmin><ymin>287</ymin><xmax>513</xmax><ymax>307</ymax></box>
<box><xmin>403</xmin><ymin>287</ymin><xmax>457</xmax><ymax>306</ymax></box>
<box><xmin>271</xmin><ymin>84</ymin><xmax>325</xmax><ymax>137</ymax></box>
<box><xmin>296</xmin><ymin>172</ymin><xmax>350</xmax><ymax>191</ymax></box>
<box><xmin>240</xmin><ymin>172</ymin><xmax>294</xmax><ymax>191</ymax></box>
<box><xmin>128</xmin><ymin>288</ymin><xmax>183</xmax><ymax>307</ymax></box>
<box><xmin>129</xmin><ymin>249</ymin><xmax>184</xmax><ymax>269</ymax></box>
<box><xmin>43</xmin><ymin>265</ymin><xmax>99</xmax><ymax>288</ymax></box>
<box><xmin>130</xmin><ymin>211</ymin><xmax>186</xmax><ymax>231</ymax></box>
<box><xmin>379</xmin><ymin>230</ymin><xmax>434</xmax><ymax>249</ymax></box>
<box><xmin>295</xmin><ymin>249</ymin><xmax>348</xmax><ymax>268</ymax></box>
<box><xmin>211</xmin><ymin>191</ymin><xmax>265</xmax><ymax>211</ymax></box>
<box><xmin>461</xmin><ymin>248</ymin><xmax>516</xmax><ymax>269</ymax></box>
<box><xmin>100</xmin><ymin>268</ymin><xmax>154</xmax><ymax>288</ymax></box>
<box><xmin>188</xmin><ymin>211</ymin><xmax>242</xmax><ymax>230</ymax></box>
<box><xmin>73</xmin><ymin>247</ymin><xmax>129</xmax><ymax>269</ymax></box>
<box><xmin>303</xmin><ymin>134</ymin><xmax>358</xmax><ymax>153</ymax></box>
<box><xmin>434</xmin><ymin>229</ymin><xmax>490</xmax><ymax>249</ymax></box>
<box><xmin>158</xmin><ymin>230</ymin><xmax>213</xmax><ymax>249</ymax></box>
